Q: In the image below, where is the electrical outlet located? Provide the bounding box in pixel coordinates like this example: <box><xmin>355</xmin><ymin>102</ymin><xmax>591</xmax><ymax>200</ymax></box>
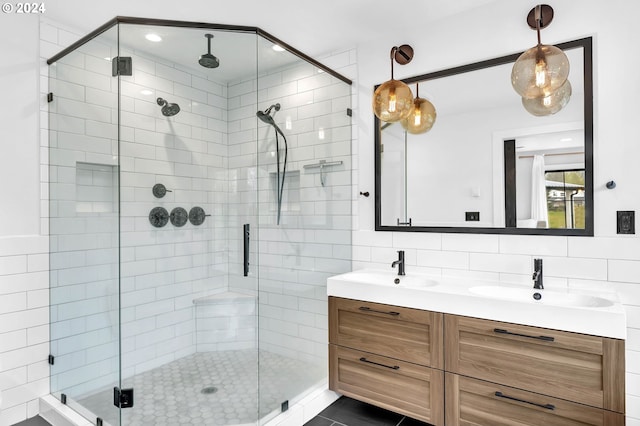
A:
<box><xmin>465</xmin><ymin>211</ymin><xmax>480</xmax><ymax>221</ymax></box>
<box><xmin>617</xmin><ymin>211</ymin><xmax>635</xmax><ymax>234</ymax></box>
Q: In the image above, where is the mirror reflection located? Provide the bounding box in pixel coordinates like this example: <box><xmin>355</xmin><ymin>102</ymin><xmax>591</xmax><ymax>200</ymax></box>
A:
<box><xmin>375</xmin><ymin>37</ymin><xmax>593</xmax><ymax>235</ymax></box>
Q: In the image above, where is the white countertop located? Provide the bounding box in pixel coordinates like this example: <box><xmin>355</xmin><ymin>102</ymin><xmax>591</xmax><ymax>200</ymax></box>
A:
<box><xmin>327</xmin><ymin>269</ymin><xmax>627</xmax><ymax>339</ymax></box>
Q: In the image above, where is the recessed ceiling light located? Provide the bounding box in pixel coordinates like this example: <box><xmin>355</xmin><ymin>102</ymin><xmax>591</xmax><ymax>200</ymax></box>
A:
<box><xmin>145</xmin><ymin>33</ymin><xmax>162</xmax><ymax>42</ymax></box>
<box><xmin>272</xmin><ymin>45</ymin><xmax>285</xmax><ymax>52</ymax></box>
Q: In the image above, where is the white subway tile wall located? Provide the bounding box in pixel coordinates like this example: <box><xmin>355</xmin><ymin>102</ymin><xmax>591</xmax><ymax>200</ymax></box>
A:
<box><xmin>0</xmin><ymin>236</ymin><xmax>50</xmax><ymax>425</ymax></box>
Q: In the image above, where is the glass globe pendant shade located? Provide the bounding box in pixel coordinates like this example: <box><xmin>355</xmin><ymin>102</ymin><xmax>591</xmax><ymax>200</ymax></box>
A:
<box><xmin>522</xmin><ymin>79</ymin><xmax>572</xmax><ymax>116</ymax></box>
<box><xmin>401</xmin><ymin>96</ymin><xmax>436</xmax><ymax>134</ymax></box>
<box><xmin>373</xmin><ymin>79</ymin><xmax>413</xmax><ymax>123</ymax></box>
<box><xmin>511</xmin><ymin>44</ymin><xmax>570</xmax><ymax>99</ymax></box>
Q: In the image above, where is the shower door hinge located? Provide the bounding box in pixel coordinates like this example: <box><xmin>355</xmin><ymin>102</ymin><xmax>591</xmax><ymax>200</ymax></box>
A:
<box><xmin>48</xmin><ymin>354</ymin><xmax>55</xmax><ymax>365</ymax></box>
<box><xmin>112</xmin><ymin>57</ymin><xmax>133</xmax><ymax>77</ymax></box>
<box><xmin>346</xmin><ymin>108</ymin><xmax>352</xmax><ymax>117</ymax></box>
<box><xmin>47</xmin><ymin>93</ymin><xmax>53</xmax><ymax>103</ymax></box>
<box><xmin>113</xmin><ymin>387</ymin><xmax>134</xmax><ymax>408</ymax></box>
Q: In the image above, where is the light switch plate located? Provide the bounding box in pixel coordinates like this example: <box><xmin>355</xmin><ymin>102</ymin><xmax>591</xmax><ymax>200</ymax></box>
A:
<box><xmin>465</xmin><ymin>211</ymin><xmax>480</xmax><ymax>221</ymax></box>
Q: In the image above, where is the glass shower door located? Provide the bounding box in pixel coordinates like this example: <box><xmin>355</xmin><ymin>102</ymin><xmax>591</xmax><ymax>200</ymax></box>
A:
<box><xmin>116</xmin><ymin>23</ymin><xmax>260</xmax><ymax>425</ymax></box>
<box><xmin>255</xmin><ymin>35</ymin><xmax>353</xmax><ymax>423</ymax></box>
<box><xmin>48</xmin><ymin>23</ymin><xmax>121</xmax><ymax>426</ymax></box>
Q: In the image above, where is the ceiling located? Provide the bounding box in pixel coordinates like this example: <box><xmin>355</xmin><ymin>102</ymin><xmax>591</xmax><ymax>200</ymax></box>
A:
<box><xmin>46</xmin><ymin>0</ymin><xmax>500</xmax><ymax>60</ymax></box>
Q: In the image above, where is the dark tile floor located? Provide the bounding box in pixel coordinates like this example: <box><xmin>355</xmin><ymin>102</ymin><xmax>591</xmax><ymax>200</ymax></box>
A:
<box><xmin>305</xmin><ymin>397</ymin><xmax>431</xmax><ymax>426</ymax></box>
<box><xmin>13</xmin><ymin>416</ymin><xmax>52</xmax><ymax>426</ymax></box>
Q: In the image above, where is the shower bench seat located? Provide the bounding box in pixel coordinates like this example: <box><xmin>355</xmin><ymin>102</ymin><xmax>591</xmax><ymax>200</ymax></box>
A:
<box><xmin>193</xmin><ymin>291</ymin><xmax>257</xmax><ymax>352</ymax></box>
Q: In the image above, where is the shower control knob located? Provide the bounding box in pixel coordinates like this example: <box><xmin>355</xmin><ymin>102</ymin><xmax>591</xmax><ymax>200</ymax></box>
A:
<box><xmin>149</xmin><ymin>207</ymin><xmax>169</xmax><ymax>228</ymax></box>
<box><xmin>170</xmin><ymin>207</ymin><xmax>188</xmax><ymax>227</ymax></box>
<box><xmin>189</xmin><ymin>206</ymin><xmax>210</xmax><ymax>226</ymax></box>
<box><xmin>152</xmin><ymin>183</ymin><xmax>172</xmax><ymax>198</ymax></box>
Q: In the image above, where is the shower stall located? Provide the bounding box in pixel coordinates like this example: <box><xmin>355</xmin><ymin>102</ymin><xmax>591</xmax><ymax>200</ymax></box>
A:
<box><xmin>47</xmin><ymin>17</ymin><xmax>352</xmax><ymax>426</ymax></box>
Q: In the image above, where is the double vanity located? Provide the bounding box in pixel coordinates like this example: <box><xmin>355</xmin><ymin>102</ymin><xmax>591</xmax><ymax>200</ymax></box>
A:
<box><xmin>327</xmin><ymin>268</ymin><xmax>626</xmax><ymax>425</ymax></box>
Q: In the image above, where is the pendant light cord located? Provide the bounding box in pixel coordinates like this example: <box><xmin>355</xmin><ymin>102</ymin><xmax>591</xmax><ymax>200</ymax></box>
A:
<box><xmin>535</xmin><ymin>5</ymin><xmax>542</xmax><ymax>45</ymax></box>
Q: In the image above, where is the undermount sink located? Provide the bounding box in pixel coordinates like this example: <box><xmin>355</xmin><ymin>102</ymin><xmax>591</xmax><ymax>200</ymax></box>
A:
<box><xmin>469</xmin><ymin>285</ymin><xmax>614</xmax><ymax>308</ymax></box>
<box><xmin>333</xmin><ymin>269</ymin><xmax>438</xmax><ymax>288</ymax></box>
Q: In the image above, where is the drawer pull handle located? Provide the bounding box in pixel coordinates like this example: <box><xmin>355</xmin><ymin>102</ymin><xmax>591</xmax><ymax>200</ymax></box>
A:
<box><xmin>494</xmin><ymin>391</ymin><xmax>555</xmax><ymax>411</ymax></box>
<box><xmin>359</xmin><ymin>357</ymin><xmax>400</xmax><ymax>370</ymax></box>
<box><xmin>358</xmin><ymin>306</ymin><xmax>400</xmax><ymax>316</ymax></box>
<box><xmin>493</xmin><ymin>328</ymin><xmax>555</xmax><ymax>342</ymax></box>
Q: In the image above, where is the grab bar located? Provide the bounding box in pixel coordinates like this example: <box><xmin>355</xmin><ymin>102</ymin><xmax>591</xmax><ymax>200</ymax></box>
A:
<box><xmin>243</xmin><ymin>224</ymin><xmax>250</xmax><ymax>276</ymax></box>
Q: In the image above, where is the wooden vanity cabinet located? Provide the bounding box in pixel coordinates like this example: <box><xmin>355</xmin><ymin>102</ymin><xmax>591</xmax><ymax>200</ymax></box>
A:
<box><xmin>328</xmin><ymin>296</ymin><xmax>445</xmax><ymax>424</ymax></box>
<box><xmin>445</xmin><ymin>373</ymin><xmax>625</xmax><ymax>426</ymax></box>
<box><xmin>328</xmin><ymin>296</ymin><xmax>626</xmax><ymax>425</ymax></box>
<box><xmin>444</xmin><ymin>315</ymin><xmax>625</xmax><ymax>414</ymax></box>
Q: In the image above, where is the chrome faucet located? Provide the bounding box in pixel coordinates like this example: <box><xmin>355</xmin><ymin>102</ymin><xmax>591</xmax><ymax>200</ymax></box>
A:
<box><xmin>391</xmin><ymin>250</ymin><xmax>405</xmax><ymax>276</ymax></box>
<box><xmin>532</xmin><ymin>258</ymin><xmax>543</xmax><ymax>290</ymax></box>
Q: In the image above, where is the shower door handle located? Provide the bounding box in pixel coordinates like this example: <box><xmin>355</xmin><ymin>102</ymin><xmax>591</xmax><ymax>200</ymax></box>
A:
<box><xmin>243</xmin><ymin>224</ymin><xmax>250</xmax><ymax>276</ymax></box>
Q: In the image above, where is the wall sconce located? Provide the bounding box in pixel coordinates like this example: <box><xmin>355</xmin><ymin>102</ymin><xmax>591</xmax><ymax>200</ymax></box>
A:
<box><xmin>511</xmin><ymin>4</ymin><xmax>571</xmax><ymax>116</ymax></box>
<box><xmin>401</xmin><ymin>83</ymin><xmax>436</xmax><ymax>134</ymax></box>
<box><xmin>372</xmin><ymin>45</ymin><xmax>414</xmax><ymax>123</ymax></box>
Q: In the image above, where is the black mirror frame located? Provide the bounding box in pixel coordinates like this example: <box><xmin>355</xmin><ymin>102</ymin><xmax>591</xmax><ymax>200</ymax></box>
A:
<box><xmin>374</xmin><ymin>37</ymin><xmax>593</xmax><ymax>236</ymax></box>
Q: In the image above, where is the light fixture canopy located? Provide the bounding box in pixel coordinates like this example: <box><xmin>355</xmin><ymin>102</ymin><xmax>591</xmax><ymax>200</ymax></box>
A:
<box><xmin>373</xmin><ymin>45</ymin><xmax>414</xmax><ymax>123</ymax></box>
<box><xmin>511</xmin><ymin>5</ymin><xmax>570</xmax><ymax>100</ymax></box>
<box><xmin>401</xmin><ymin>84</ymin><xmax>436</xmax><ymax>134</ymax></box>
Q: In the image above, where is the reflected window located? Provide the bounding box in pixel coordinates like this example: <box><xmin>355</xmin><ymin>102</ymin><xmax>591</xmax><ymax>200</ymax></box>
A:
<box><xmin>545</xmin><ymin>170</ymin><xmax>585</xmax><ymax>229</ymax></box>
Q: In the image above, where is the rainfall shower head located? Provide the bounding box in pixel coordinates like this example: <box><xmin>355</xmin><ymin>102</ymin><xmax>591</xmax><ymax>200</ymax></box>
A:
<box><xmin>157</xmin><ymin>97</ymin><xmax>180</xmax><ymax>117</ymax></box>
<box><xmin>199</xmin><ymin>34</ymin><xmax>220</xmax><ymax>69</ymax></box>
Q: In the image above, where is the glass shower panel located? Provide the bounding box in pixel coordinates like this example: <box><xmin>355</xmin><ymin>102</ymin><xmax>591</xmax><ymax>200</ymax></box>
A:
<box><xmin>255</xmin><ymin>37</ymin><xmax>353</xmax><ymax>422</ymax></box>
<box><xmin>116</xmin><ymin>23</ymin><xmax>260</xmax><ymax>425</ymax></box>
<box><xmin>48</xmin><ymin>24</ymin><xmax>121</xmax><ymax>425</ymax></box>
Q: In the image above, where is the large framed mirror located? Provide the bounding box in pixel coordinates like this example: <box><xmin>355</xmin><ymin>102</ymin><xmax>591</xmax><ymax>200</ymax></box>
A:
<box><xmin>375</xmin><ymin>37</ymin><xmax>593</xmax><ymax>236</ymax></box>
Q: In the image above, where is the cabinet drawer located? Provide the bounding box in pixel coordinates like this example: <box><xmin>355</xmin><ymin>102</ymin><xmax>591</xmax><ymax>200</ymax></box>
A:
<box><xmin>329</xmin><ymin>296</ymin><xmax>443</xmax><ymax>368</ymax></box>
<box><xmin>445</xmin><ymin>373</ymin><xmax>624</xmax><ymax>426</ymax></box>
<box><xmin>330</xmin><ymin>344</ymin><xmax>444</xmax><ymax>425</ymax></box>
<box><xmin>444</xmin><ymin>315</ymin><xmax>625</xmax><ymax>412</ymax></box>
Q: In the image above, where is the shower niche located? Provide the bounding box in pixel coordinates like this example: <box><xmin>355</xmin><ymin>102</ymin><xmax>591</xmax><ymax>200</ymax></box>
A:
<box><xmin>47</xmin><ymin>17</ymin><xmax>352</xmax><ymax>426</ymax></box>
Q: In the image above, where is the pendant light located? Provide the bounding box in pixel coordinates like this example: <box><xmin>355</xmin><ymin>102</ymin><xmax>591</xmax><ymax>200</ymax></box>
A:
<box><xmin>511</xmin><ymin>5</ymin><xmax>570</xmax><ymax>102</ymax></box>
<box><xmin>522</xmin><ymin>79</ymin><xmax>572</xmax><ymax>116</ymax></box>
<box><xmin>401</xmin><ymin>83</ymin><xmax>436</xmax><ymax>134</ymax></box>
<box><xmin>373</xmin><ymin>45</ymin><xmax>414</xmax><ymax>123</ymax></box>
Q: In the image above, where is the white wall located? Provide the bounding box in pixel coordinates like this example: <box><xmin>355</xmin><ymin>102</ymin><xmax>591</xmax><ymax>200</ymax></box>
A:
<box><xmin>355</xmin><ymin>0</ymin><xmax>640</xmax><ymax>423</ymax></box>
<box><xmin>0</xmin><ymin>13</ymin><xmax>50</xmax><ymax>426</ymax></box>
<box><xmin>0</xmin><ymin>14</ymin><xmax>41</xmax><ymax>237</ymax></box>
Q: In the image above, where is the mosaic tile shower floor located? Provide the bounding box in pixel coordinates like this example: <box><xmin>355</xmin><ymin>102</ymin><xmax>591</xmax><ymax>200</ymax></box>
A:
<box><xmin>77</xmin><ymin>350</ymin><xmax>326</xmax><ymax>426</ymax></box>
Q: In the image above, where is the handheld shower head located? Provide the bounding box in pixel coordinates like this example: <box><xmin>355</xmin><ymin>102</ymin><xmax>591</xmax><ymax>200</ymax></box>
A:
<box><xmin>256</xmin><ymin>104</ymin><xmax>284</xmax><ymax>136</ymax></box>
<box><xmin>157</xmin><ymin>97</ymin><xmax>181</xmax><ymax>117</ymax></box>
<box><xmin>264</xmin><ymin>103</ymin><xmax>281</xmax><ymax>115</ymax></box>
<box><xmin>257</xmin><ymin>103</ymin><xmax>288</xmax><ymax>225</ymax></box>
<box><xmin>199</xmin><ymin>34</ymin><xmax>220</xmax><ymax>69</ymax></box>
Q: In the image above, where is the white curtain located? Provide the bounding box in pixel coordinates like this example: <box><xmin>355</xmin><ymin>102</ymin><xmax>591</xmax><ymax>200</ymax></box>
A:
<box><xmin>531</xmin><ymin>155</ymin><xmax>548</xmax><ymax>227</ymax></box>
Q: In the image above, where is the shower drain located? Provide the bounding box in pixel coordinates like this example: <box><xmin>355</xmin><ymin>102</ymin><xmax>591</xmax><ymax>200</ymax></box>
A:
<box><xmin>201</xmin><ymin>386</ymin><xmax>218</xmax><ymax>395</ymax></box>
